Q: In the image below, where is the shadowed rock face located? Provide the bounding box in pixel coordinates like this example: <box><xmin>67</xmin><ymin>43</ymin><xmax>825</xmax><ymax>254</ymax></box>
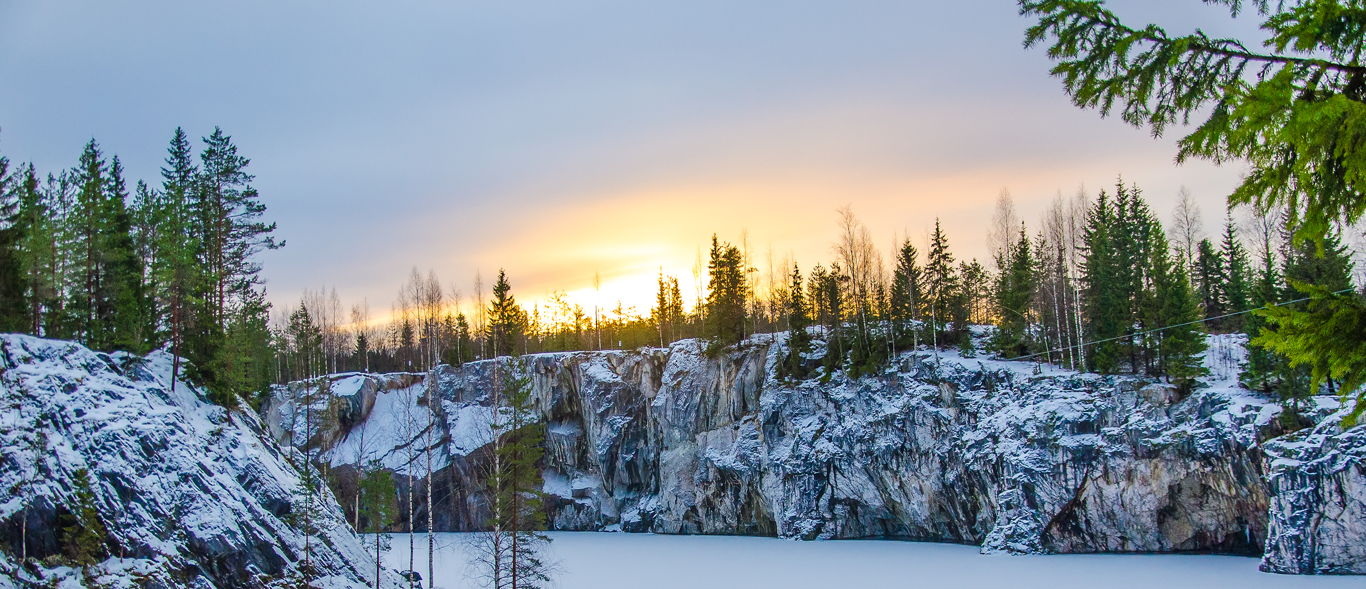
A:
<box><xmin>265</xmin><ymin>333</ymin><xmax>1364</xmax><ymax>573</ymax></box>
<box><xmin>1261</xmin><ymin>420</ymin><xmax>1366</xmax><ymax>574</ymax></box>
<box><xmin>0</xmin><ymin>335</ymin><xmax>400</xmax><ymax>589</ymax></box>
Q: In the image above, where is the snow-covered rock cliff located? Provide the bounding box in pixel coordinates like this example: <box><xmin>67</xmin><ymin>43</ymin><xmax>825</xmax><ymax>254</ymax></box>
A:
<box><xmin>264</xmin><ymin>332</ymin><xmax>1365</xmax><ymax>574</ymax></box>
<box><xmin>1261</xmin><ymin>414</ymin><xmax>1366</xmax><ymax>574</ymax></box>
<box><xmin>0</xmin><ymin>334</ymin><xmax>401</xmax><ymax>588</ymax></box>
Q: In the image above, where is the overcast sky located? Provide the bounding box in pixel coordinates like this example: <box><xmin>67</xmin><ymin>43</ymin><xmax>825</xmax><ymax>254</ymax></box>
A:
<box><xmin>0</xmin><ymin>1</ymin><xmax>1266</xmax><ymax>317</ymax></box>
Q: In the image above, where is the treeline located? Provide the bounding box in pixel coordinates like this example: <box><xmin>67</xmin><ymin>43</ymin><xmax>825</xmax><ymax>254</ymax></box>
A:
<box><xmin>279</xmin><ymin>180</ymin><xmax>1357</xmax><ymax>427</ymax></box>
<box><xmin>0</xmin><ymin>129</ymin><xmax>281</xmax><ymax>407</ymax></box>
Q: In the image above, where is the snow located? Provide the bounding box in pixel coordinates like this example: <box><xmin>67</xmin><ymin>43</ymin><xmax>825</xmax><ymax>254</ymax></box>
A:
<box><xmin>385</xmin><ymin>532</ymin><xmax>1362</xmax><ymax>589</ymax></box>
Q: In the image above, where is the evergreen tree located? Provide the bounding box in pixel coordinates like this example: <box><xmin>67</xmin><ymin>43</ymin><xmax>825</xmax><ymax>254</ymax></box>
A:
<box><xmin>992</xmin><ymin>226</ymin><xmax>1037</xmax><ymax>358</ymax></box>
<box><xmin>359</xmin><ymin>464</ymin><xmax>398</xmax><ymax>588</ymax></box>
<box><xmin>1257</xmin><ymin>230</ymin><xmax>1357</xmax><ymax>423</ymax></box>
<box><xmin>1242</xmin><ymin>238</ymin><xmax>1283</xmax><ymax>394</ymax></box>
<box><xmin>924</xmin><ymin>219</ymin><xmax>960</xmax><ymax>346</ymax></box>
<box><xmin>1194</xmin><ymin>238</ymin><xmax>1226</xmax><ymax>323</ymax></box>
<box><xmin>60</xmin><ymin>469</ymin><xmax>108</xmax><ymax>566</ymax></box>
<box><xmin>480</xmin><ymin>360</ymin><xmax>552</xmax><ymax>589</ymax></box>
<box><xmin>188</xmin><ymin>127</ymin><xmax>282</xmax><ymax>396</ymax></box>
<box><xmin>13</xmin><ymin>165</ymin><xmax>54</xmax><ymax>334</ymax></box>
<box><xmin>1080</xmin><ymin>189</ymin><xmax>1124</xmax><ymax>373</ymax></box>
<box><xmin>888</xmin><ymin>239</ymin><xmax>923</xmax><ymax>350</ymax></box>
<box><xmin>71</xmin><ymin>140</ymin><xmax>106</xmax><ymax>344</ymax></box>
<box><xmin>1144</xmin><ymin>230</ymin><xmax>1207</xmax><ymax>390</ymax></box>
<box><xmin>1022</xmin><ymin>0</ymin><xmax>1366</xmax><ymax>418</ymax></box>
<box><xmin>704</xmin><ymin>235</ymin><xmax>747</xmax><ymax>347</ymax></box>
<box><xmin>780</xmin><ymin>262</ymin><xmax>812</xmax><ymax>379</ymax></box>
<box><xmin>487</xmin><ymin>269</ymin><xmax>525</xmax><ymax>358</ymax></box>
<box><xmin>1218</xmin><ymin>211</ymin><xmax>1251</xmax><ymax>331</ymax></box>
<box><xmin>0</xmin><ymin>147</ymin><xmax>27</xmax><ymax>332</ymax></box>
<box><xmin>96</xmin><ymin>156</ymin><xmax>148</xmax><ymax>352</ymax></box>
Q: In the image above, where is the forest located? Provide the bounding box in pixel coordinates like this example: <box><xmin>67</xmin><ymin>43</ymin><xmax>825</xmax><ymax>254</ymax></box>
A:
<box><xmin>0</xmin><ymin>130</ymin><xmax>1359</xmax><ymax>426</ymax></box>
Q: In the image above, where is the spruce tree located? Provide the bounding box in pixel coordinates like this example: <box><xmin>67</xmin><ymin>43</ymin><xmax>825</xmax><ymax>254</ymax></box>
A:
<box><xmin>0</xmin><ymin>148</ymin><xmax>27</xmax><ymax>332</ymax></box>
<box><xmin>60</xmin><ymin>469</ymin><xmax>108</xmax><ymax>566</ymax></box>
<box><xmin>704</xmin><ymin>235</ymin><xmax>746</xmax><ymax>347</ymax></box>
<box><xmin>1145</xmin><ymin>230</ymin><xmax>1207</xmax><ymax>390</ymax></box>
<box><xmin>1257</xmin><ymin>230</ymin><xmax>1357</xmax><ymax>423</ymax></box>
<box><xmin>991</xmin><ymin>226</ymin><xmax>1037</xmax><ymax>357</ymax></box>
<box><xmin>1022</xmin><ymin>0</ymin><xmax>1366</xmax><ymax>418</ymax></box>
<box><xmin>1194</xmin><ymin>238</ymin><xmax>1226</xmax><ymax>323</ymax></box>
<box><xmin>488</xmin><ymin>269</ymin><xmax>526</xmax><ymax>357</ymax></box>
<box><xmin>97</xmin><ymin>156</ymin><xmax>148</xmax><ymax>352</ymax></box>
<box><xmin>888</xmin><ymin>239</ymin><xmax>923</xmax><ymax>350</ymax></box>
<box><xmin>1218</xmin><ymin>211</ymin><xmax>1251</xmax><ymax>331</ymax></box>
<box><xmin>1080</xmin><ymin>189</ymin><xmax>1124</xmax><ymax>373</ymax></box>
<box><xmin>924</xmin><ymin>220</ymin><xmax>960</xmax><ymax>347</ymax></box>
<box><xmin>781</xmin><ymin>262</ymin><xmax>812</xmax><ymax>379</ymax></box>
<box><xmin>1241</xmin><ymin>241</ymin><xmax>1283</xmax><ymax>394</ymax></box>
<box><xmin>71</xmin><ymin>140</ymin><xmax>106</xmax><ymax>344</ymax></box>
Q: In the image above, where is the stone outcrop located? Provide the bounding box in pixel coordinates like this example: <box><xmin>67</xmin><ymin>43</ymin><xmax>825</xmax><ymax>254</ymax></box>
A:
<box><xmin>0</xmin><ymin>335</ymin><xmax>401</xmax><ymax>589</ymax></box>
<box><xmin>1261</xmin><ymin>416</ymin><xmax>1366</xmax><ymax>574</ymax></box>
<box><xmin>266</xmin><ymin>332</ymin><xmax>1364</xmax><ymax>574</ymax></box>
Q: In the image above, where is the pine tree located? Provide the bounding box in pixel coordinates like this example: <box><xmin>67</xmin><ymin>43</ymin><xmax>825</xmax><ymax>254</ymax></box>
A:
<box><xmin>189</xmin><ymin>127</ymin><xmax>282</xmax><ymax>398</ymax></box>
<box><xmin>888</xmin><ymin>239</ymin><xmax>923</xmax><ymax>350</ymax></box>
<box><xmin>487</xmin><ymin>269</ymin><xmax>525</xmax><ymax>358</ymax></box>
<box><xmin>992</xmin><ymin>226</ymin><xmax>1037</xmax><ymax>358</ymax></box>
<box><xmin>1145</xmin><ymin>230</ymin><xmax>1207</xmax><ymax>390</ymax></box>
<box><xmin>1080</xmin><ymin>189</ymin><xmax>1124</xmax><ymax>373</ymax></box>
<box><xmin>1218</xmin><ymin>211</ymin><xmax>1251</xmax><ymax>331</ymax></box>
<box><xmin>60</xmin><ymin>469</ymin><xmax>108</xmax><ymax>566</ymax></box>
<box><xmin>704</xmin><ymin>235</ymin><xmax>747</xmax><ymax>348</ymax></box>
<box><xmin>924</xmin><ymin>219</ymin><xmax>960</xmax><ymax>346</ymax></box>
<box><xmin>780</xmin><ymin>262</ymin><xmax>812</xmax><ymax>379</ymax></box>
<box><xmin>0</xmin><ymin>147</ymin><xmax>27</xmax><ymax>332</ymax></box>
<box><xmin>1194</xmin><ymin>238</ymin><xmax>1226</xmax><ymax>323</ymax></box>
<box><xmin>1022</xmin><ymin>0</ymin><xmax>1366</xmax><ymax>418</ymax></box>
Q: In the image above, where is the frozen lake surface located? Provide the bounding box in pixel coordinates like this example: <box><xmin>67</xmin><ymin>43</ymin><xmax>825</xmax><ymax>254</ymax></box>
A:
<box><xmin>382</xmin><ymin>532</ymin><xmax>1361</xmax><ymax>589</ymax></box>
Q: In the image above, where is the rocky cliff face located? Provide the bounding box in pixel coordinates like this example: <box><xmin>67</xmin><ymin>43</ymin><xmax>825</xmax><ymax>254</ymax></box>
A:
<box><xmin>264</xmin><ymin>332</ymin><xmax>1364</xmax><ymax>574</ymax></box>
<box><xmin>0</xmin><ymin>335</ymin><xmax>402</xmax><ymax>589</ymax></box>
<box><xmin>1261</xmin><ymin>415</ymin><xmax>1366</xmax><ymax>574</ymax></box>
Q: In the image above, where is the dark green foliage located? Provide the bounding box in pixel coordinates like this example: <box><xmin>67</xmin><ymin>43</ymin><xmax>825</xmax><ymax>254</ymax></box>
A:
<box><xmin>60</xmin><ymin>469</ymin><xmax>107</xmax><ymax>566</ymax></box>
<box><xmin>488</xmin><ymin>269</ymin><xmax>526</xmax><ymax>357</ymax></box>
<box><xmin>888</xmin><ymin>239</ymin><xmax>923</xmax><ymax>350</ymax></box>
<box><xmin>0</xmin><ymin>148</ymin><xmax>27</xmax><ymax>332</ymax></box>
<box><xmin>991</xmin><ymin>226</ymin><xmax>1037</xmax><ymax>357</ymax></box>
<box><xmin>924</xmin><ymin>220</ymin><xmax>962</xmax><ymax>345</ymax></box>
<box><xmin>704</xmin><ymin>235</ymin><xmax>747</xmax><ymax>348</ymax></box>
<box><xmin>1079</xmin><ymin>189</ymin><xmax>1123</xmax><ymax>373</ymax></box>
<box><xmin>1022</xmin><ymin>0</ymin><xmax>1366</xmax><ymax>418</ymax></box>
<box><xmin>1218</xmin><ymin>212</ymin><xmax>1252</xmax><ymax>331</ymax></box>
<box><xmin>1144</xmin><ymin>231</ymin><xmax>1207</xmax><ymax>390</ymax></box>
<box><xmin>779</xmin><ymin>263</ymin><xmax>812</xmax><ymax>380</ymax></box>
<box><xmin>1194</xmin><ymin>238</ymin><xmax>1227</xmax><ymax>323</ymax></box>
<box><xmin>1254</xmin><ymin>230</ymin><xmax>1357</xmax><ymax>422</ymax></box>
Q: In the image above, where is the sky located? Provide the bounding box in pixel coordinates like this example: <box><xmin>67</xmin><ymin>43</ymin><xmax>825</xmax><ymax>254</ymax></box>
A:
<box><xmin>0</xmin><ymin>1</ymin><xmax>1268</xmax><ymax>322</ymax></box>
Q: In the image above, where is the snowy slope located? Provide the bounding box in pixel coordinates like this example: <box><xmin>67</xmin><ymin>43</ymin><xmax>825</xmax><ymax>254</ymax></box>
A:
<box><xmin>0</xmin><ymin>334</ymin><xmax>404</xmax><ymax>588</ymax></box>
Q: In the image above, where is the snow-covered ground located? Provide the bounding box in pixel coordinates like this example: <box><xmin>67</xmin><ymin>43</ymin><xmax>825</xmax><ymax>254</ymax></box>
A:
<box><xmin>383</xmin><ymin>532</ymin><xmax>1361</xmax><ymax>589</ymax></box>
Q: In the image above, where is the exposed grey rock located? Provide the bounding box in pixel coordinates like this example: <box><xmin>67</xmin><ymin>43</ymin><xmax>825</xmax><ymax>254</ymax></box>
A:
<box><xmin>264</xmin><ymin>332</ymin><xmax>1362</xmax><ymax>575</ymax></box>
<box><xmin>1261</xmin><ymin>417</ymin><xmax>1366</xmax><ymax>574</ymax></box>
<box><xmin>0</xmin><ymin>335</ymin><xmax>401</xmax><ymax>588</ymax></box>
